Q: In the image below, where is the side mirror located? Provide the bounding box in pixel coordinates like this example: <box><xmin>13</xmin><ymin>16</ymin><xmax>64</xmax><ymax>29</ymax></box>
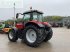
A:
<box><xmin>16</xmin><ymin>13</ymin><xmax>19</xmax><ymax>19</ymax></box>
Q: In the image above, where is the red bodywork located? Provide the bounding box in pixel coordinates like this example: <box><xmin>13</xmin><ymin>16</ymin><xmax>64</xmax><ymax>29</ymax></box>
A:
<box><xmin>16</xmin><ymin>20</ymin><xmax>50</xmax><ymax>29</ymax></box>
<box><xmin>42</xmin><ymin>22</ymin><xmax>51</xmax><ymax>27</ymax></box>
<box><xmin>16</xmin><ymin>23</ymin><xmax>25</xmax><ymax>29</ymax></box>
<box><xmin>29</xmin><ymin>20</ymin><xmax>50</xmax><ymax>26</ymax></box>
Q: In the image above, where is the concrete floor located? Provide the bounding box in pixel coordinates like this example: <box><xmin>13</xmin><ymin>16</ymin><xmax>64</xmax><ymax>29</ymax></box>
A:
<box><xmin>0</xmin><ymin>28</ymin><xmax>70</xmax><ymax>52</ymax></box>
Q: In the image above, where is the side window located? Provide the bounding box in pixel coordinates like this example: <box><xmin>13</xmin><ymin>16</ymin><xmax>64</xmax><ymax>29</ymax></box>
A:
<box><xmin>33</xmin><ymin>13</ymin><xmax>37</xmax><ymax>20</ymax></box>
<box><xmin>24</xmin><ymin>14</ymin><xmax>30</xmax><ymax>21</ymax></box>
<box><xmin>38</xmin><ymin>14</ymin><xmax>43</xmax><ymax>22</ymax></box>
<box><xmin>33</xmin><ymin>15</ymin><xmax>37</xmax><ymax>20</ymax></box>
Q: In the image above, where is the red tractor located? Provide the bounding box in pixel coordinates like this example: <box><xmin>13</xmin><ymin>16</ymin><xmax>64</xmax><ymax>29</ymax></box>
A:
<box><xmin>8</xmin><ymin>10</ymin><xmax>53</xmax><ymax>47</ymax></box>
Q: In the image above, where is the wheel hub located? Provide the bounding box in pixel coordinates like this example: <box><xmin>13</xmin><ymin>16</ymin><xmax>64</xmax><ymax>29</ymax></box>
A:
<box><xmin>26</xmin><ymin>29</ymin><xmax>37</xmax><ymax>43</ymax></box>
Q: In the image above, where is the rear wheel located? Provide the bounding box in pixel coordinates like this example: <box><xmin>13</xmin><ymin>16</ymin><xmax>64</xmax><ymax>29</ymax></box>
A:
<box><xmin>8</xmin><ymin>29</ymin><xmax>18</xmax><ymax>42</ymax></box>
<box><xmin>23</xmin><ymin>25</ymin><xmax>44</xmax><ymax>47</ymax></box>
<box><xmin>44</xmin><ymin>28</ymin><xmax>53</xmax><ymax>42</ymax></box>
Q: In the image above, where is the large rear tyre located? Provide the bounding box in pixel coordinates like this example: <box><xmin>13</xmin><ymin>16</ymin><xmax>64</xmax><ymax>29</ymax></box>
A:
<box><xmin>44</xmin><ymin>28</ymin><xmax>53</xmax><ymax>42</ymax></box>
<box><xmin>23</xmin><ymin>25</ymin><xmax>44</xmax><ymax>47</ymax></box>
<box><xmin>8</xmin><ymin>29</ymin><xmax>18</xmax><ymax>42</ymax></box>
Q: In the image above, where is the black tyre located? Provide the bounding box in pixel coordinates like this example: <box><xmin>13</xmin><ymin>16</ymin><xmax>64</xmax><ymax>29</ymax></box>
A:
<box><xmin>23</xmin><ymin>25</ymin><xmax>44</xmax><ymax>47</ymax></box>
<box><xmin>8</xmin><ymin>29</ymin><xmax>18</xmax><ymax>42</ymax></box>
<box><xmin>44</xmin><ymin>28</ymin><xmax>53</xmax><ymax>42</ymax></box>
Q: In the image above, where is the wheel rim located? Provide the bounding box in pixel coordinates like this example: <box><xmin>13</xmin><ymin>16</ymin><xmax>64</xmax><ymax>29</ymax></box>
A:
<box><xmin>9</xmin><ymin>32</ymin><xmax>13</xmax><ymax>39</ymax></box>
<box><xmin>26</xmin><ymin>29</ymin><xmax>37</xmax><ymax>43</ymax></box>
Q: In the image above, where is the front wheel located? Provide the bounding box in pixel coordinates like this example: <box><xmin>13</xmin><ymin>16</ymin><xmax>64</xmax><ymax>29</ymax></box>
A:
<box><xmin>8</xmin><ymin>29</ymin><xmax>18</xmax><ymax>42</ymax></box>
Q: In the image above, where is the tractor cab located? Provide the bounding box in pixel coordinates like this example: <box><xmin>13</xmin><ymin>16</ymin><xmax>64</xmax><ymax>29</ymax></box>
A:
<box><xmin>23</xmin><ymin>10</ymin><xmax>43</xmax><ymax>22</ymax></box>
<box><xmin>16</xmin><ymin>10</ymin><xmax>43</xmax><ymax>22</ymax></box>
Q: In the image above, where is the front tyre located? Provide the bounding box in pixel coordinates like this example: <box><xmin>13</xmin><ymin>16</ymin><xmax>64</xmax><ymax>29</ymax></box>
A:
<box><xmin>8</xmin><ymin>29</ymin><xmax>18</xmax><ymax>42</ymax></box>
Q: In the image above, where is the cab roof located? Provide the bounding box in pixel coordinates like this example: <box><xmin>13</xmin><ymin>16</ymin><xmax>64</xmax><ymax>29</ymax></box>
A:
<box><xmin>23</xmin><ymin>10</ymin><xmax>43</xmax><ymax>14</ymax></box>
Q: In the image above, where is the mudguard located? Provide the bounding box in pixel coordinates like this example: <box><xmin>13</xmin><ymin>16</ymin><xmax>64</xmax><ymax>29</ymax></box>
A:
<box><xmin>25</xmin><ymin>20</ymin><xmax>51</xmax><ymax>28</ymax></box>
<box><xmin>25</xmin><ymin>20</ymin><xmax>45</xmax><ymax>28</ymax></box>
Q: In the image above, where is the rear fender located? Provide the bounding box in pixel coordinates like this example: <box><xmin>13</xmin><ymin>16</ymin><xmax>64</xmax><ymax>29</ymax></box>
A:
<box><xmin>43</xmin><ymin>22</ymin><xmax>51</xmax><ymax>27</ymax></box>
<box><xmin>25</xmin><ymin>21</ymin><xmax>44</xmax><ymax>28</ymax></box>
